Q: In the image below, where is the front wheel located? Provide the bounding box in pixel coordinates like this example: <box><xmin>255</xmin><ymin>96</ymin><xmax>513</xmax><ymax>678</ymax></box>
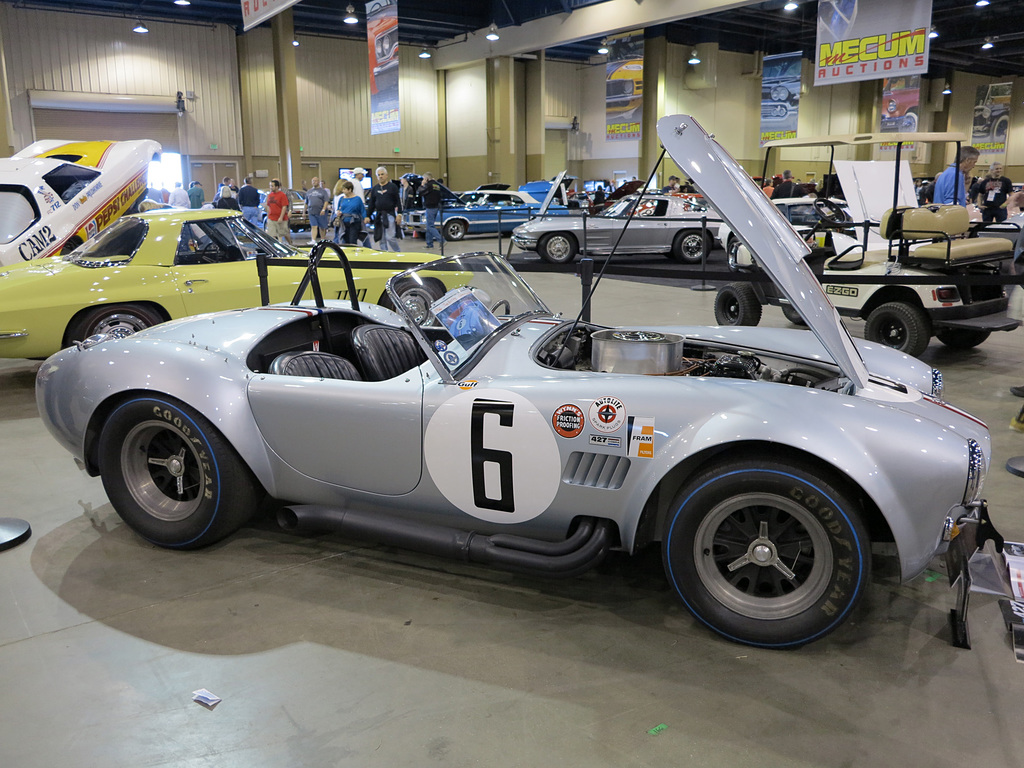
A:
<box><xmin>671</xmin><ymin>230</ymin><xmax>710</xmax><ymax>264</ymax></box>
<box><xmin>64</xmin><ymin>303</ymin><xmax>165</xmax><ymax>347</ymax></box>
<box><xmin>60</xmin><ymin>236</ymin><xmax>83</xmax><ymax>256</ymax></box>
<box><xmin>97</xmin><ymin>396</ymin><xmax>262</xmax><ymax>548</ymax></box>
<box><xmin>781</xmin><ymin>303</ymin><xmax>806</xmax><ymax>326</ymax></box>
<box><xmin>714</xmin><ymin>283</ymin><xmax>762</xmax><ymax>326</ymax></box>
<box><xmin>663</xmin><ymin>457</ymin><xmax>870</xmax><ymax>647</ymax></box>
<box><xmin>443</xmin><ymin>219</ymin><xmax>468</xmax><ymax>241</ymax></box>
<box><xmin>537</xmin><ymin>232</ymin><xmax>578</xmax><ymax>264</ymax></box>
<box><xmin>864</xmin><ymin>301</ymin><xmax>931</xmax><ymax>357</ymax></box>
<box><xmin>935</xmin><ymin>327</ymin><xmax>991</xmax><ymax>349</ymax></box>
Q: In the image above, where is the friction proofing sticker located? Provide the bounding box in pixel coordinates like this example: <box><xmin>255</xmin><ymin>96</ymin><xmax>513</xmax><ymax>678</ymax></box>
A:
<box><xmin>424</xmin><ymin>388</ymin><xmax>560</xmax><ymax>525</ymax></box>
<box><xmin>627</xmin><ymin>416</ymin><xmax>655</xmax><ymax>459</ymax></box>
<box><xmin>551</xmin><ymin>404</ymin><xmax>585</xmax><ymax>438</ymax></box>
<box><xmin>589</xmin><ymin>396</ymin><xmax>625</xmax><ymax>433</ymax></box>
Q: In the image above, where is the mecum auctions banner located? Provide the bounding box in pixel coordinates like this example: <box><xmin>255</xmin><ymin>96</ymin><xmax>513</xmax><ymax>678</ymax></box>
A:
<box><xmin>972</xmin><ymin>82</ymin><xmax>1012</xmax><ymax>155</ymax></box>
<box><xmin>605</xmin><ymin>31</ymin><xmax>644</xmax><ymax>142</ymax></box>
<box><xmin>367</xmin><ymin>0</ymin><xmax>400</xmax><ymax>135</ymax></box>
<box><xmin>241</xmin><ymin>0</ymin><xmax>303</xmax><ymax>32</ymax></box>
<box><xmin>760</xmin><ymin>52</ymin><xmax>803</xmax><ymax>146</ymax></box>
<box><xmin>815</xmin><ymin>0</ymin><xmax>932</xmax><ymax>86</ymax></box>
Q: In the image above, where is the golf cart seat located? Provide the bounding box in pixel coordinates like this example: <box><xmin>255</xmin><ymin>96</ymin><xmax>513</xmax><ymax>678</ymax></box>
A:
<box><xmin>878</xmin><ymin>205</ymin><xmax>1013</xmax><ymax>264</ymax></box>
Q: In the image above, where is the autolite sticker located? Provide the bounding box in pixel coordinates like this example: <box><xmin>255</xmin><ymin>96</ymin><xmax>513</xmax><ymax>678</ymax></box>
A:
<box><xmin>589</xmin><ymin>396</ymin><xmax>625</xmax><ymax>433</ymax></box>
<box><xmin>551</xmin><ymin>404</ymin><xmax>584</xmax><ymax>438</ymax></box>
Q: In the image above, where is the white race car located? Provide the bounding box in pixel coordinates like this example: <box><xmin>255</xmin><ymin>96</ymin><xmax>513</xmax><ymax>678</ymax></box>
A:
<box><xmin>0</xmin><ymin>138</ymin><xmax>161</xmax><ymax>266</ymax></box>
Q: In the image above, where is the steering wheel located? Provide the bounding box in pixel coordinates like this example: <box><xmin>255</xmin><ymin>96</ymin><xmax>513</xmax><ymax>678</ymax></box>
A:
<box><xmin>198</xmin><ymin>242</ymin><xmax>221</xmax><ymax>263</ymax></box>
<box><xmin>813</xmin><ymin>197</ymin><xmax>851</xmax><ymax>227</ymax></box>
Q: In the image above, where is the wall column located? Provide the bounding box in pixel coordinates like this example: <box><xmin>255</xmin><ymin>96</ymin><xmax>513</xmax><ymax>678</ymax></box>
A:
<box><xmin>524</xmin><ymin>54</ymin><xmax>546</xmax><ymax>182</ymax></box>
<box><xmin>485</xmin><ymin>56</ymin><xmax>523</xmax><ymax>187</ymax></box>
<box><xmin>271</xmin><ymin>10</ymin><xmax>301</xmax><ymax>188</ymax></box>
<box><xmin>0</xmin><ymin>7</ymin><xmax>15</xmax><ymax>155</ymax></box>
<box><xmin>640</xmin><ymin>30</ymin><xmax>668</xmax><ymax>187</ymax></box>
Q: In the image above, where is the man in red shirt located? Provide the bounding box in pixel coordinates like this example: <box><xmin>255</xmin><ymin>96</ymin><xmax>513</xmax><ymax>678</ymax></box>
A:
<box><xmin>263</xmin><ymin>179</ymin><xmax>291</xmax><ymax>243</ymax></box>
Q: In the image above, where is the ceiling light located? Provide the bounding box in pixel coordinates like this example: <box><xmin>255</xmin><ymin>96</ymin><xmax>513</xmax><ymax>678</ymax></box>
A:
<box><xmin>173</xmin><ymin>0</ymin><xmax>190</xmax><ymax>5</ymax></box>
<box><xmin>343</xmin><ymin>5</ymin><xmax>358</xmax><ymax>24</ymax></box>
<box><xmin>929</xmin><ymin>27</ymin><xmax>938</xmax><ymax>39</ymax></box>
<box><xmin>419</xmin><ymin>47</ymin><xmax>431</xmax><ymax>59</ymax></box>
<box><xmin>598</xmin><ymin>39</ymin><xmax>609</xmax><ymax>55</ymax></box>
<box><xmin>292</xmin><ymin>40</ymin><xmax>299</xmax><ymax>47</ymax></box>
<box><xmin>485</xmin><ymin>23</ymin><xmax>500</xmax><ymax>41</ymax></box>
<box><xmin>942</xmin><ymin>83</ymin><xmax>952</xmax><ymax>95</ymax></box>
<box><xmin>981</xmin><ymin>37</ymin><xmax>994</xmax><ymax>50</ymax></box>
<box><xmin>132</xmin><ymin>19</ymin><xmax>149</xmax><ymax>33</ymax></box>
<box><xmin>688</xmin><ymin>49</ymin><xmax>701</xmax><ymax>65</ymax></box>
<box><xmin>975</xmin><ymin>0</ymin><xmax>989</xmax><ymax>6</ymax></box>
<box><xmin>784</xmin><ymin>1</ymin><xmax>799</xmax><ymax>10</ymax></box>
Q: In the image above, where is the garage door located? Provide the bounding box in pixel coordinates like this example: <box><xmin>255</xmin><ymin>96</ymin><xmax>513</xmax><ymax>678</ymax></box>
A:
<box><xmin>33</xmin><ymin>109</ymin><xmax>180</xmax><ymax>153</ymax></box>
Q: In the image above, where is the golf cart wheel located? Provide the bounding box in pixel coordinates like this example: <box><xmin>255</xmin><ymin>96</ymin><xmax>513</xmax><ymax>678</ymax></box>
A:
<box><xmin>935</xmin><ymin>327</ymin><xmax>991</xmax><ymax>350</ymax></box>
<box><xmin>864</xmin><ymin>301</ymin><xmax>931</xmax><ymax>357</ymax></box>
<box><xmin>781</xmin><ymin>303</ymin><xmax>806</xmax><ymax>326</ymax></box>
<box><xmin>714</xmin><ymin>283</ymin><xmax>762</xmax><ymax>326</ymax></box>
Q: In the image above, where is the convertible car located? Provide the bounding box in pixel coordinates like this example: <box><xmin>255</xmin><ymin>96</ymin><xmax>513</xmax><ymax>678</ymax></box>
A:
<box><xmin>37</xmin><ymin>115</ymin><xmax>1005</xmax><ymax>649</ymax></box>
<box><xmin>0</xmin><ymin>138</ymin><xmax>161</xmax><ymax>266</ymax></box>
<box><xmin>0</xmin><ymin>208</ymin><xmax>443</xmax><ymax>359</ymax></box>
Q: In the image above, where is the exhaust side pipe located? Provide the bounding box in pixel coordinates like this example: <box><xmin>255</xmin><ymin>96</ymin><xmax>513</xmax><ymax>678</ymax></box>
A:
<box><xmin>278</xmin><ymin>506</ymin><xmax>613</xmax><ymax>578</ymax></box>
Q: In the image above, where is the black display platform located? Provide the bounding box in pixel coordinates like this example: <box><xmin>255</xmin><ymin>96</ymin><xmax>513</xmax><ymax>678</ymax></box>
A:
<box><xmin>0</xmin><ymin>518</ymin><xmax>31</xmax><ymax>551</ymax></box>
<box><xmin>1007</xmin><ymin>457</ymin><xmax>1024</xmax><ymax>479</ymax></box>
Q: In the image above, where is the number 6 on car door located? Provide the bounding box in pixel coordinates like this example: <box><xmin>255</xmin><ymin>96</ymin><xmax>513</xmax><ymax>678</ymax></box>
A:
<box><xmin>425</xmin><ymin>389</ymin><xmax>560</xmax><ymax>524</ymax></box>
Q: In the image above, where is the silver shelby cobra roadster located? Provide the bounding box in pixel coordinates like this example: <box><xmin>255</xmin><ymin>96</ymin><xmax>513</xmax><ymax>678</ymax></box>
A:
<box><xmin>37</xmin><ymin>116</ymin><xmax>1000</xmax><ymax>648</ymax></box>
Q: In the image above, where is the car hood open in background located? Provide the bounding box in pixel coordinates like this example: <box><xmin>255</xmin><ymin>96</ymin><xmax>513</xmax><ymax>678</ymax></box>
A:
<box><xmin>657</xmin><ymin>114</ymin><xmax>870</xmax><ymax>390</ymax></box>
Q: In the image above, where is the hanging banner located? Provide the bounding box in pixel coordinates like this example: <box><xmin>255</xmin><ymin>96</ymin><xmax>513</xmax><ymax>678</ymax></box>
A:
<box><xmin>972</xmin><ymin>82</ymin><xmax>1012</xmax><ymax>155</ymax></box>
<box><xmin>368</xmin><ymin>0</ymin><xmax>400</xmax><ymax>135</ymax></box>
<box><xmin>815</xmin><ymin>0</ymin><xmax>931</xmax><ymax>86</ymax></box>
<box><xmin>241</xmin><ymin>0</ymin><xmax>303</xmax><ymax>32</ymax></box>
<box><xmin>879</xmin><ymin>75</ymin><xmax>920</xmax><ymax>151</ymax></box>
<box><xmin>760</xmin><ymin>52</ymin><xmax>803</xmax><ymax>146</ymax></box>
<box><xmin>605</xmin><ymin>31</ymin><xmax>644</xmax><ymax>142</ymax></box>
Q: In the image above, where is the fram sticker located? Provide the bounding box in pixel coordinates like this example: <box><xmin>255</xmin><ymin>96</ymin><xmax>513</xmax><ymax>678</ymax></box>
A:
<box><xmin>589</xmin><ymin>434</ymin><xmax>621</xmax><ymax>448</ymax></box>
<box><xmin>551</xmin><ymin>404</ymin><xmax>584</xmax><ymax>438</ymax></box>
<box><xmin>627</xmin><ymin>417</ymin><xmax>655</xmax><ymax>458</ymax></box>
<box><xmin>589</xmin><ymin>396</ymin><xmax>625</xmax><ymax>433</ymax></box>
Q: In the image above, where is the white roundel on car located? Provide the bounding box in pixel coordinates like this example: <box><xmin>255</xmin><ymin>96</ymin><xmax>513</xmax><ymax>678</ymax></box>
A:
<box><xmin>424</xmin><ymin>388</ymin><xmax>560</xmax><ymax>524</ymax></box>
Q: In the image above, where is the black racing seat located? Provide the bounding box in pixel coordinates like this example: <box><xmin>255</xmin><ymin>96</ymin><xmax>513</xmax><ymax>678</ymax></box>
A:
<box><xmin>350</xmin><ymin>324</ymin><xmax>427</xmax><ymax>381</ymax></box>
<box><xmin>269</xmin><ymin>351</ymin><xmax>362</xmax><ymax>380</ymax></box>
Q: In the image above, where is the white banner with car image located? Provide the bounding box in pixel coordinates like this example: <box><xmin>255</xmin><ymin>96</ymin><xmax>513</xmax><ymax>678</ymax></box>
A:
<box><xmin>367</xmin><ymin>0</ymin><xmax>400</xmax><ymax>135</ymax></box>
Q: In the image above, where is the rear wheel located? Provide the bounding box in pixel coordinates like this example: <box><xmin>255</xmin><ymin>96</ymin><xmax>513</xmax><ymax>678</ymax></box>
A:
<box><xmin>65</xmin><ymin>303</ymin><xmax>164</xmax><ymax>347</ymax></box>
<box><xmin>714</xmin><ymin>283</ymin><xmax>762</xmax><ymax>326</ymax></box>
<box><xmin>538</xmin><ymin>232</ymin><xmax>578</xmax><ymax>264</ymax></box>
<box><xmin>671</xmin><ymin>230</ymin><xmax>710</xmax><ymax>264</ymax></box>
<box><xmin>97</xmin><ymin>396</ymin><xmax>262</xmax><ymax>549</ymax></box>
<box><xmin>379</xmin><ymin>277</ymin><xmax>446</xmax><ymax>325</ymax></box>
<box><xmin>662</xmin><ymin>457</ymin><xmax>870</xmax><ymax>647</ymax></box>
<box><xmin>864</xmin><ymin>301</ymin><xmax>931</xmax><ymax>357</ymax></box>
<box><xmin>443</xmin><ymin>219</ymin><xmax>468</xmax><ymax>241</ymax></box>
<box><xmin>935</xmin><ymin>327</ymin><xmax>991</xmax><ymax>349</ymax></box>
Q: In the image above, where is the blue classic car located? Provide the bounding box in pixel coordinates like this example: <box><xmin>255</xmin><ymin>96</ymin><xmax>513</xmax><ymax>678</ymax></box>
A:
<box><xmin>405</xmin><ymin>173</ymin><xmax>572</xmax><ymax>241</ymax></box>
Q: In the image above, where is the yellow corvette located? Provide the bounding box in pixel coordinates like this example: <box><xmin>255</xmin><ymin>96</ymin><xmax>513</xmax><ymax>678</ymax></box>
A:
<box><xmin>0</xmin><ymin>209</ymin><xmax>445</xmax><ymax>359</ymax></box>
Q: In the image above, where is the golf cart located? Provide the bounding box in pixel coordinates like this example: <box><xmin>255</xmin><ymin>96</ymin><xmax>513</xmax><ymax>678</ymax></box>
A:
<box><xmin>715</xmin><ymin>132</ymin><xmax>1020</xmax><ymax>357</ymax></box>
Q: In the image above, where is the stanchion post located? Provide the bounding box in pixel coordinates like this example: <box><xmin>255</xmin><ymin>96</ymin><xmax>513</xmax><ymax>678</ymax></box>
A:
<box><xmin>439</xmin><ymin>198</ymin><xmax>445</xmax><ymax>256</ymax></box>
<box><xmin>691</xmin><ymin>213</ymin><xmax>716</xmax><ymax>292</ymax></box>
<box><xmin>497</xmin><ymin>208</ymin><xmax>502</xmax><ymax>255</ymax></box>
<box><xmin>580</xmin><ymin>257</ymin><xmax>594</xmax><ymax>323</ymax></box>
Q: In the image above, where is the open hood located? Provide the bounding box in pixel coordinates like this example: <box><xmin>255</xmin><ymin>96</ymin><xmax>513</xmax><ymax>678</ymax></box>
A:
<box><xmin>537</xmin><ymin>170</ymin><xmax>568</xmax><ymax>216</ymax></box>
<box><xmin>657</xmin><ymin>115</ymin><xmax>870</xmax><ymax>390</ymax></box>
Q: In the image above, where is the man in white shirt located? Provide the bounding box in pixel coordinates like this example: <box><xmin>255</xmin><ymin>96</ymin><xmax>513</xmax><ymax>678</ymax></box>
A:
<box><xmin>168</xmin><ymin>182</ymin><xmax>190</xmax><ymax>208</ymax></box>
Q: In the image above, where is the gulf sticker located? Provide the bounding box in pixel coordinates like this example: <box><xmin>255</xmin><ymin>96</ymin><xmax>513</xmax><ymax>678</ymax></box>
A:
<box><xmin>589</xmin><ymin>395</ymin><xmax>625</xmax><ymax>433</ymax></box>
<box><xmin>551</xmin><ymin>404</ymin><xmax>584</xmax><ymax>438</ymax></box>
<box><xmin>457</xmin><ymin>380</ymin><xmax>479</xmax><ymax>390</ymax></box>
<box><xmin>627</xmin><ymin>416</ymin><xmax>655</xmax><ymax>459</ymax></box>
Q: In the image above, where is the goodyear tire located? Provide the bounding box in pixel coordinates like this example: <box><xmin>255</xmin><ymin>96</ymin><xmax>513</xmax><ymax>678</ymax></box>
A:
<box><xmin>714</xmin><ymin>283</ymin><xmax>762</xmax><ymax>326</ymax></box>
<box><xmin>538</xmin><ymin>232</ymin><xmax>578</xmax><ymax>264</ymax></box>
<box><xmin>662</xmin><ymin>457</ymin><xmax>870</xmax><ymax>648</ymax></box>
<box><xmin>97</xmin><ymin>396</ymin><xmax>262</xmax><ymax>549</ymax></box>
<box><xmin>671</xmin><ymin>230</ymin><xmax>710</xmax><ymax>264</ymax></box>
<box><xmin>864</xmin><ymin>301</ymin><xmax>931</xmax><ymax>357</ymax></box>
<box><xmin>65</xmin><ymin>303</ymin><xmax>165</xmax><ymax>347</ymax></box>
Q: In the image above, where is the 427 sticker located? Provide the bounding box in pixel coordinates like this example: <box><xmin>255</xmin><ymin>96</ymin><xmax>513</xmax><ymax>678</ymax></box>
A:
<box><xmin>424</xmin><ymin>389</ymin><xmax>560</xmax><ymax>524</ymax></box>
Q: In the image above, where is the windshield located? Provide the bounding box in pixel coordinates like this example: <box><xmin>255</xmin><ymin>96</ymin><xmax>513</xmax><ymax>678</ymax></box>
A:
<box><xmin>64</xmin><ymin>216</ymin><xmax>148</xmax><ymax>264</ymax></box>
<box><xmin>0</xmin><ymin>187</ymin><xmax>39</xmax><ymax>245</ymax></box>
<box><xmin>388</xmin><ymin>252</ymin><xmax>551</xmax><ymax>379</ymax></box>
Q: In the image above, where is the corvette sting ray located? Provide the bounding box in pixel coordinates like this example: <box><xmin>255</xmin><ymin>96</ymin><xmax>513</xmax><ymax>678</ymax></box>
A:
<box><xmin>36</xmin><ymin>116</ymin><xmax>1005</xmax><ymax>649</ymax></box>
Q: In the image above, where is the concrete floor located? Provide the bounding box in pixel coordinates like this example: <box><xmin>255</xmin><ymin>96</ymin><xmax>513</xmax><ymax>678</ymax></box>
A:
<box><xmin>3</xmin><ymin>237</ymin><xmax>1024</xmax><ymax>767</ymax></box>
